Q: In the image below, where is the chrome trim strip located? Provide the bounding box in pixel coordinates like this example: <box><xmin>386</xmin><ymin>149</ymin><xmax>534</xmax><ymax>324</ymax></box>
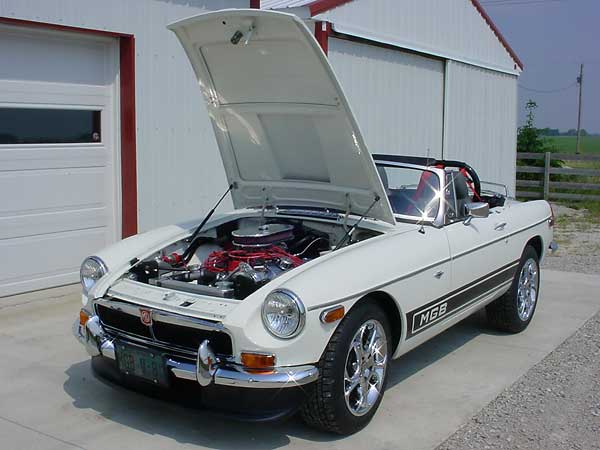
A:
<box><xmin>95</xmin><ymin>297</ymin><xmax>227</xmax><ymax>333</ymax></box>
<box><xmin>307</xmin><ymin>256</ymin><xmax>452</xmax><ymax>311</ymax></box>
<box><xmin>309</xmin><ymin>216</ymin><xmax>550</xmax><ymax>311</ymax></box>
<box><xmin>451</xmin><ymin>216</ymin><xmax>551</xmax><ymax>260</ymax></box>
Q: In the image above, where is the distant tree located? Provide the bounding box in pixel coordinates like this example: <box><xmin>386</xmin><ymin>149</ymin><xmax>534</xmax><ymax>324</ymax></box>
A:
<box><xmin>517</xmin><ymin>101</ymin><xmax>554</xmax><ymax>154</ymax></box>
<box><xmin>517</xmin><ymin>100</ymin><xmax>562</xmax><ymax>182</ymax></box>
<box><xmin>541</xmin><ymin>128</ymin><xmax>560</xmax><ymax>136</ymax></box>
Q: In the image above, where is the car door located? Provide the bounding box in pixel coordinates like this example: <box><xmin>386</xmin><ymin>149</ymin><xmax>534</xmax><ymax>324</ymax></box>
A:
<box><xmin>443</xmin><ymin>171</ymin><xmax>517</xmax><ymax>316</ymax></box>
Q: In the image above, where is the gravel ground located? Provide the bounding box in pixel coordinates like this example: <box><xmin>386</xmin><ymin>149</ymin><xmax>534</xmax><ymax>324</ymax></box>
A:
<box><xmin>542</xmin><ymin>204</ymin><xmax>600</xmax><ymax>275</ymax></box>
<box><xmin>437</xmin><ymin>311</ymin><xmax>600</xmax><ymax>450</ymax></box>
<box><xmin>438</xmin><ymin>203</ymin><xmax>600</xmax><ymax>450</ymax></box>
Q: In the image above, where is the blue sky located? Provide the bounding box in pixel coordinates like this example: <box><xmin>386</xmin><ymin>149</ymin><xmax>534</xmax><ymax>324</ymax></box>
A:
<box><xmin>482</xmin><ymin>0</ymin><xmax>599</xmax><ymax>132</ymax></box>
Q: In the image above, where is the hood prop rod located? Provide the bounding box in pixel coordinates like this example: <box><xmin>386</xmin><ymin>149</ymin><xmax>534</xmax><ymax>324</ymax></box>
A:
<box><xmin>180</xmin><ymin>183</ymin><xmax>235</xmax><ymax>265</ymax></box>
<box><xmin>333</xmin><ymin>195</ymin><xmax>380</xmax><ymax>251</ymax></box>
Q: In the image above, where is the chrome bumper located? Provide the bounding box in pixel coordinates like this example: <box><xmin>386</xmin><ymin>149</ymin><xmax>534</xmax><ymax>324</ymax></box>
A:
<box><xmin>73</xmin><ymin>316</ymin><xmax>318</xmax><ymax>389</ymax></box>
<box><xmin>549</xmin><ymin>241</ymin><xmax>559</xmax><ymax>253</ymax></box>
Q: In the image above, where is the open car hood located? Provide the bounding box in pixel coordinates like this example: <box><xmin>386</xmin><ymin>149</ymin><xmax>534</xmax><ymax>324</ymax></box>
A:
<box><xmin>168</xmin><ymin>9</ymin><xmax>394</xmax><ymax>224</ymax></box>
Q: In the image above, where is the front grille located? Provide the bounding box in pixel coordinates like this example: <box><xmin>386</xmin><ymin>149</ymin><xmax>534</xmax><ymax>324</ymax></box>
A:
<box><xmin>153</xmin><ymin>321</ymin><xmax>233</xmax><ymax>356</ymax></box>
<box><xmin>95</xmin><ymin>303</ymin><xmax>233</xmax><ymax>357</ymax></box>
<box><xmin>97</xmin><ymin>304</ymin><xmax>152</xmax><ymax>339</ymax></box>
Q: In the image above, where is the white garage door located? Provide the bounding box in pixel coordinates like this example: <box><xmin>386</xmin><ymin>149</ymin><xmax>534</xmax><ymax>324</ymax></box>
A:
<box><xmin>0</xmin><ymin>25</ymin><xmax>120</xmax><ymax>297</ymax></box>
<box><xmin>329</xmin><ymin>38</ymin><xmax>445</xmax><ymax>159</ymax></box>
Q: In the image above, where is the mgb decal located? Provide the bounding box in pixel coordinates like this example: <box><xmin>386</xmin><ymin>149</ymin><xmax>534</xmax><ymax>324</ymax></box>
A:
<box><xmin>413</xmin><ymin>302</ymin><xmax>447</xmax><ymax>333</ymax></box>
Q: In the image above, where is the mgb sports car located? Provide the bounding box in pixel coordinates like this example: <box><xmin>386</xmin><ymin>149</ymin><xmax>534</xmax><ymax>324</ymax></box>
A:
<box><xmin>74</xmin><ymin>9</ymin><xmax>555</xmax><ymax>434</ymax></box>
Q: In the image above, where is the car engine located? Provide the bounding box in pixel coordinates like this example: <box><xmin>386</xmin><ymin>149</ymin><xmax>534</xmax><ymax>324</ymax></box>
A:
<box><xmin>129</xmin><ymin>220</ymin><xmax>336</xmax><ymax>300</ymax></box>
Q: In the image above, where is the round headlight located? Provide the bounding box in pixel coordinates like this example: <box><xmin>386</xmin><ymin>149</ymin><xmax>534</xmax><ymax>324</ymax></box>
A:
<box><xmin>80</xmin><ymin>256</ymin><xmax>108</xmax><ymax>295</ymax></box>
<box><xmin>262</xmin><ymin>289</ymin><xmax>305</xmax><ymax>339</ymax></box>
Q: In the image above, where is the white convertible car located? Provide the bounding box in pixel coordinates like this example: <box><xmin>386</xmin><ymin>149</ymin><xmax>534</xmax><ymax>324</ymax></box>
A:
<box><xmin>74</xmin><ymin>9</ymin><xmax>555</xmax><ymax>434</ymax></box>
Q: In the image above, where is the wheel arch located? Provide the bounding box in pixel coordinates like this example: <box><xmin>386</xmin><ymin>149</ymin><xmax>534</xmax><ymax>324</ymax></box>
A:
<box><xmin>526</xmin><ymin>235</ymin><xmax>543</xmax><ymax>260</ymax></box>
<box><xmin>350</xmin><ymin>290</ymin><xmax>403</xmax><ymax>356</ymax></box>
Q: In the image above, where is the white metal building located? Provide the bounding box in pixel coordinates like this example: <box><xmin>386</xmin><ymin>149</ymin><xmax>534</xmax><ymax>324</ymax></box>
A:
<box><xmin>0</xmin><ymin>0</ymin><xmax>521</xmax><ymax>296</ymax></box>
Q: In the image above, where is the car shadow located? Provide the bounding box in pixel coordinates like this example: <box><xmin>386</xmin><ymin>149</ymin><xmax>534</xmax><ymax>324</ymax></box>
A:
<box><xmin>386</xmin><ymin>309</ymin><xmax>506</xmax><ymax>388</ymax></box>
<box><xmin>63</xmin><ymin>310</ymin><xmax>507</xmax><ymax>447</ymax></box>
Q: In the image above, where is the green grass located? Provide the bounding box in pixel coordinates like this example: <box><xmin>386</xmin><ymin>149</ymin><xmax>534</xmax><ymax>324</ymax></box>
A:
<box><xmin>545</xmin><ymin>135</ymin><xmax>600</xmax><ymax>154</ymax></box>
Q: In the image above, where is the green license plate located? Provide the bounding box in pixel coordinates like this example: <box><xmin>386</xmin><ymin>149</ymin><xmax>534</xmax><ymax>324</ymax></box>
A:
<box><xmin>115</xmin><ymin>342</ymin><xmax>169</xmax><ymax>386</ymax></box>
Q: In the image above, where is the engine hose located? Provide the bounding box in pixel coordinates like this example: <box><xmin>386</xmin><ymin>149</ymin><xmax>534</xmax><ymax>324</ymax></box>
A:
<box><xmin>294</xmin><ymin>237</ymin><xmax>326</xmax><ymax>258</ymax></box>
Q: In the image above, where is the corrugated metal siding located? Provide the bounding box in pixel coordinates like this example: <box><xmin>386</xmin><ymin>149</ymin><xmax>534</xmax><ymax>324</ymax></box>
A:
<box><xmin>329</xmin><ymin>38</ymin><xmax>444</xmax><ymax>159</ymax></box>
<box><xmin>443</xmin><ymin>60</ymin><xmax>518</xmax><ymax>194</ymax></box>
<box><xmin>317</xmin><ymin>0</ymin><xmax>518</xmax><ymax>74</ymax></box>
<box><xmin>0</xmin><ymin>0</ymin><xmax>247</xmax><ymax>232</ymax></box>
<box><xmin>261</xmin><ymin>0</ymin><xmax>313</xmax><ymax>8</ymax></box>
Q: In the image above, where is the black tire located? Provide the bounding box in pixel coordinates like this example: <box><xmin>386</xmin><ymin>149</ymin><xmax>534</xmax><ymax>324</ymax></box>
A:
<box><xmin>486</xmin><ymin>245</ymin><xmax>540</xmax><ymax>333</ymax></box>
<box><xmin>300</xmin><ymin>302</ymin><xmax>391</xmax><ymax>435</ymax></box>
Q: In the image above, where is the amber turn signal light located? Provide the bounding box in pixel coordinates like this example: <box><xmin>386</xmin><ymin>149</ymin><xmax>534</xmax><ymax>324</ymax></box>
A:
<box><xmin>241</xmin><ymin>352</ymin><xmax>276</xmax><ymax>371</ymax></box>
<box><xmin>320</xmin><ymin>305</ymin><xmax>345</xmax><ymax>324</ymax></box>
<box><xmin>79</xmin><ymin>309</ymin><xmax>90</xmax><ymax>326</ymax></box>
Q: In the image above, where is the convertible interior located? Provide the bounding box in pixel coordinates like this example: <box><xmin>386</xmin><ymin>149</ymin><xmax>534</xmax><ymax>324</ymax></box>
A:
<box><xmin>373</xmin><ymin>154</ymin><xmax>506</xmax><ymax>222</ymax></box>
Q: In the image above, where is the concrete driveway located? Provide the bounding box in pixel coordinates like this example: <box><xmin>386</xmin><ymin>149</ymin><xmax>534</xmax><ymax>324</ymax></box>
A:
<box><xmin>1</xmin><ymin>270</ymin><xmax>598</xmax><ymax>450</ymax></box>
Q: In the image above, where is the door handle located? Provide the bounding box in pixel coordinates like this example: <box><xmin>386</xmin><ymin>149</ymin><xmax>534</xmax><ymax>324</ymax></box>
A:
<box><xmin>434</xmin><ymin>270</ymin><xmax>444</xmax><ymax>279</ymax></box>
<box><xmin>494</xmin><ymin>222</ymin><xmax>507</xmax><ymax>231</ymax></box>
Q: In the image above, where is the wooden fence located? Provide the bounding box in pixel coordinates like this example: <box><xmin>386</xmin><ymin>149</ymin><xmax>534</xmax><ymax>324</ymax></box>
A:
<box><xmin>516</xmin><ymin>152</ymin><xmax>600</xmax><ymax>201</ymax></box>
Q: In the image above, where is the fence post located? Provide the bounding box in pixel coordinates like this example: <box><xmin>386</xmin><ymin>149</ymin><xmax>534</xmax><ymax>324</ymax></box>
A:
<box><xmin>543</xmin><ymin>152</ymin><xmax>551</xmax><ymax>200</ymax></box>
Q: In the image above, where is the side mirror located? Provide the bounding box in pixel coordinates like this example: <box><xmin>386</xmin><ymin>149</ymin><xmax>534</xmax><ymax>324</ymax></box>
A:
<box><xmin>463</xmin><ymin>202</ymin><xmax>489</xmax><ymax>225</ymax></box>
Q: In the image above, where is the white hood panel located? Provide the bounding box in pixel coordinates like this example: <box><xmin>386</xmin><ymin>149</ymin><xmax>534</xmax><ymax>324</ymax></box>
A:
<box><xmin>169</xmin><ymin>9</ymin><xmax>394</xmax><ymax>224</ymax></box>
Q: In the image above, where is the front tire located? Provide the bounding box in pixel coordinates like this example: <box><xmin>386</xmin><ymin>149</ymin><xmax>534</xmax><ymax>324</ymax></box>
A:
<box><xmin>486</xmin><ymin>245</ymin><xmax>540</xmax><ymax>333</ymax></box>
<box><xmin>300</xmin><ymin>302</ymin><xmax>391</xmax><ymax>434</ymax></box>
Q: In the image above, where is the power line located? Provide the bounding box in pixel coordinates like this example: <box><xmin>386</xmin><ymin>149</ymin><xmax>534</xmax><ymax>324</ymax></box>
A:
<box><xmin>481</xmin><ymin>0</ymin><xmax>565</xmax><ymax>6</ymax></box>
<box><xmin>518</xmin><ymin>81</ymin><xmax>578</xmax><ymax>93</ymax></box>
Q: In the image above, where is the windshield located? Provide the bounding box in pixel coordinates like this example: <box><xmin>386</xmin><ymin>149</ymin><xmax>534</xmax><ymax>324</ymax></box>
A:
<box><xmin>376</xmin><ymin>164</ymin><xmax>441</xmax><ymax>221</ymax></box>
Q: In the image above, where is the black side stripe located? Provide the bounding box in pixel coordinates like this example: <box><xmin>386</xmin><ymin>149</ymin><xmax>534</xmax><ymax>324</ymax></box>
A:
<box><xmin>405</xmin><ymin>260</ymin><xmax>519</xmax><ymax>339</ymax></box>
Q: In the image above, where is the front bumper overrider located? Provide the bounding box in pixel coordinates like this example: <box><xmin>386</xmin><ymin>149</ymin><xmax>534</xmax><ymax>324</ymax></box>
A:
<box><xmin>73</xmin><ymin>315</ymin><xmax>319</xmax><ymax>389</ymax></box>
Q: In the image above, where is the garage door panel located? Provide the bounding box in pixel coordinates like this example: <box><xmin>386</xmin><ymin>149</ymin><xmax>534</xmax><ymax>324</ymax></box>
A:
<box><xmin>0</xmin><ymin>80</ymin><xmax>110</xmax><ymax>107</ymax></box>
<box><xmin>0</xmin><ymin>208</ymin><xmax>108</xmax><ymax>240</ymax></box>
<box><xmin>0</xmin><ymin>27</ymin><xmax>110</xmax><ymax>86</ymax></box>
<box><xmin>0</xmin><ymin>146</ymin><xmax>108</xmax><ymax>171</ymax></box>
<box><xmin>0</xmin><ymin>168</ymin><xmax>107</xmax><ymax>215</ymax></box>
<box><xmin>0</xmin><ymin>227</ymin><xmax>109</xmax><ymax>297</ymax></box>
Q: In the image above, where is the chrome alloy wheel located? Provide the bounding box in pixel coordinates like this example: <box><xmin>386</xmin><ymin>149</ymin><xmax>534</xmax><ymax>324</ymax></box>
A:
<box><xmin>517</xmin><ymin>257</ymin><xmax>539</xmax><ymax>321</ymax></box>
<box><xmin>344</xmin><ymin>319</ymin><xmax>388</xmax><ymax>416</ymax></box>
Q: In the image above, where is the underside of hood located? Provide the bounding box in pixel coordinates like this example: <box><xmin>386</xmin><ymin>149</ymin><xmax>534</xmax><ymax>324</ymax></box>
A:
<box><xmin>168</xmin><ymin>9</ymin><xmax>394</xmax><ymax>224</ymax></box>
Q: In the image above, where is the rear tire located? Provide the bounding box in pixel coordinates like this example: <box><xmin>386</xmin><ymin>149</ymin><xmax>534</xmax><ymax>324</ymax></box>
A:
<box><xmin>486</xmin><ymin>245</ymin><xmax>540</xmax><ymax>333</ymax></box>
<box><xmin>300</xmin><ymin>302</ymin><xmax>391</xmax><ymax>435</ymax></box>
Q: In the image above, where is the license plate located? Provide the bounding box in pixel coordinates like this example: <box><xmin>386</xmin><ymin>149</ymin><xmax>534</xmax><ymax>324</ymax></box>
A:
<box><xmin>115</xmin><ymin>342</ymin><xmax>169</xmax><ymax>386</ymax></box>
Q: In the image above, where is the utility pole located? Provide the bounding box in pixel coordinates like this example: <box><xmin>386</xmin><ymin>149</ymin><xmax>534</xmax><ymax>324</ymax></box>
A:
<box><xmin>575</xmin><ymin>63</ymin><xmax>584</xmax><ymax>154</ymax></box>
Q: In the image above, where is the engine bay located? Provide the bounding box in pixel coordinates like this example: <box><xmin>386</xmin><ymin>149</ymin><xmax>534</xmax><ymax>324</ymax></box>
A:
<box><xmin>126</xmin><ymin>217</ymin><xmax>380</xmax><ymax>300</ymax></box>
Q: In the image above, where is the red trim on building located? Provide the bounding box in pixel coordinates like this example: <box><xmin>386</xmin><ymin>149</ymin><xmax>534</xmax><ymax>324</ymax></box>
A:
<box><xmin>0</xmin><ymin>16</ymin><xmax>128</xmax><ymax>38</ymax></box>
<box><xmin>0</xmin><ymin>17</ymin><xmax>138</xmax><ymax>237</ymax></box>
<box><xmin>308</xmin><ymin>0</ymin><xmax>353</xmax><ymax>16</ymax></box>
<box><xmin>249</xmin><ymin>0</ymin><xmax>261</xmax><ymax>8</ymax></box>
<box><xmin>470</xmin><ymin>0</ymin><xmax>523</xmax><ymax>70</ymax></box>
<box><xmin>314</xmin><ymin>21</ymin><xmax>331</xmax><ymax>55</ymax></box>
<box><xmin>118</xmin><ymin>37</ymin><xmax>138</xmax><ymax>238</ymax></box>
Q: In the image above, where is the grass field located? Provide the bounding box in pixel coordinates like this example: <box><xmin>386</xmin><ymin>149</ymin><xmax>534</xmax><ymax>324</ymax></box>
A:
<box><xmin>545</xmin><ymin>135</ymin><xmax>600</xmax><ymax>154</ymax></box>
